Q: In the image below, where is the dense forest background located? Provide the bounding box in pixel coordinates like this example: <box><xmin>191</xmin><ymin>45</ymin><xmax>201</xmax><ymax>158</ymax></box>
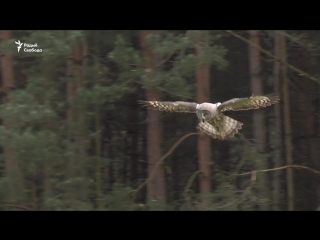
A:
<box><xmin>0</xmin><ymin>30</ymin><xmax>319</xmax><ymax>211</ymax></box>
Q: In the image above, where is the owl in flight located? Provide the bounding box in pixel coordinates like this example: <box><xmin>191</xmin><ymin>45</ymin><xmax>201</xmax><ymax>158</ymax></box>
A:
<box><xmin>139</xmin><ymin>94</ymin><xmax>279</xmax><ymax>140</ymax></box>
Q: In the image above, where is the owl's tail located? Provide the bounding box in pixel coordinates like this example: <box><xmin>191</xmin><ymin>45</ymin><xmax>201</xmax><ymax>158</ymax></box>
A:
<box><xmin>197</xmin><ymin>115</ymin><xmax>243</xmax><ymax>140</ymax></box>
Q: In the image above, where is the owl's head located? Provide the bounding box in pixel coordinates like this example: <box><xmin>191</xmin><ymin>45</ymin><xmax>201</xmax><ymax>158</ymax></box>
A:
<box><xmin>196</xmin><ymin>109</ymin><xmax>211</xmax><ymax>122</ymax></box>
<box><xmin>196</xmin><ymin>102</ymin><xmax>221</xmax><ymax>122</ymax></box>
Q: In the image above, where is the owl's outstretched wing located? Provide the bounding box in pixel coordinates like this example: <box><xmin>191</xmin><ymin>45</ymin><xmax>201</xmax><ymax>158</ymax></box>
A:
<box><xmin>139</xmin><ymin>100</ymin><xmax>198</xmax><ymax>113</ymax></box>
<box><xmin>218</xmin><ymin>94</ymin><xmax>280</xmax><ymax>112</ymax></box>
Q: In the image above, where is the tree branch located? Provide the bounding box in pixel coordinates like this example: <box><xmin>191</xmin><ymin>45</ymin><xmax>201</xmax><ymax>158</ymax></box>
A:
<box><xmin>132</xmin><ymin>132</ymin><xmax>199</xmax><ymax>201</ymax></box>
<box><xmin>216</xmin><ymin>164</ymin><xmax>320</xmax><ymax>177</ymax></box>
<box><xmin>0</xmin><ymin>202</ymin><xmax>34</xmax><ymax>211</ymax></box>
<box><xmin>183</xmin><ymin>170</ymin><xmax>202</xmax><ymax>210</ymax></box>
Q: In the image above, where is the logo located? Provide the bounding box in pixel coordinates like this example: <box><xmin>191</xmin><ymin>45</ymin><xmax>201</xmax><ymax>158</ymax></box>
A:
<box><xmin>15</xmin><ymin>40</ymin><xmax>42</xmax><ymax>53</ymax></box>
<box><xmin>15</xmin><ymin>40</ymin><xmax>23</xmax><ymax>52</ymax></box>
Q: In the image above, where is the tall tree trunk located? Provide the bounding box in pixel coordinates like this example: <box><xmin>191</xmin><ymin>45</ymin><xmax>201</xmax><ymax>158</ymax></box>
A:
<box><xmin>280</xmin><ymin>32</ymin><xmax>294</xmax><ymax>211</ymax></box>
<box><xmin>104</xmin><ymin>116</ymin><xmax>114</xmax><ymax>191</ymax></box>
<box><xmin>95</xmin><ymin>101</ymin><xmax>102</xmax><ymax>209</ymax></box>
<box><xmin>66</xmin><ymin>41</ymin><xmax>88</xmax><ymax>209</ymax></box>
<box><xmin>316</xmin><ymin>31</ymin><xmax>320</xmax><ymax>210</ymax></box>
<box><xmin>299</xmin><ymin>30</ymin><xmax>318</xmax><ymax>210</ymax></box>
<box><xmin>128</xmin><ymin>92</ymin><xmax>139</xmax><ymax>189</ymax></box>
<box><xmin>140</xmin><ymin>30</ymin><xmax>166</xmax><ymax>204</ymax></box>
<box><xmin>108</xmin><ymin>131</ymin><xmax>114</xmax><ymax>191</ymax></box>
<box><xmin>43</xmin><ymin>64</ymin><xmax>55</xmax><ymax>209</ymax></box>
<box><xmin>273</xmin><ymin>31</ymin><xmax>284</xmax><ymax>210</ymax></box>
<box><xmin>0</xmin><ymin>30</ymin><xmax>21</xmax><ymax>205</ymax></box>
<box><xmin>195</xmin><ymin>31</ymin><xmax>212</xmax><ymax>210</ymax></box>
<box><xmin>78</xmin><ymin>42</ymin><xmax>88</xmax><ymax>202</ymax></box>
<box><xmin>248</xmin><ymin>30</ymin><xmax>269</xmax><ymax>210</ymax></box>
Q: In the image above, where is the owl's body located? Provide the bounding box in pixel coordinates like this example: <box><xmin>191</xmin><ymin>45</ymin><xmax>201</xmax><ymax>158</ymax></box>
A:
<box><xmin>139</xmin><ymin>94</ymin><xmax>279</xmax><ymax>140</ymax></box>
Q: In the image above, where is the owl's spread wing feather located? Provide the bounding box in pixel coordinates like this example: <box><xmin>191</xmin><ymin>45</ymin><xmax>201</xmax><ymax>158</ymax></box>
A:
<box><xmin>218</xmin><ymin>94</ymin><xmax>280</xmax><ymax>112</ymax></box>
<box><xmin>138</xmin><ymin>100</ymin><xmax>197</xmax><ymax>113</ymax></box>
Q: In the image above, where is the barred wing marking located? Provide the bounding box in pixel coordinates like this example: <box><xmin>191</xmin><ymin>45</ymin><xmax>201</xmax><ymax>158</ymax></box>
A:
<box><xmin>218</xmin><ymin>94</ymin><xmax>280</xmax><ymax>112</ymax></box>
<box><xmin>139</xmin><ymin>100</ymin><xmax>197</xmax><ymax>113</ymax></box>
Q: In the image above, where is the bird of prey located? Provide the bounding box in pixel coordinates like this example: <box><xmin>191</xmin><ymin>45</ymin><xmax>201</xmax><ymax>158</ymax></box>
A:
<box><xmin>139</xmin><ymin>94</ymin><xmax>280</xmax><ymax>140</ymax></box>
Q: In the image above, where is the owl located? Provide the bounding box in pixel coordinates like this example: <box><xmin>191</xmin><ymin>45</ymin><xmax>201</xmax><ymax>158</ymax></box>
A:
<box><xmin>139</xmin><ymin>94</ymin><xmax>280</xmax><ymax>140</ymax></box>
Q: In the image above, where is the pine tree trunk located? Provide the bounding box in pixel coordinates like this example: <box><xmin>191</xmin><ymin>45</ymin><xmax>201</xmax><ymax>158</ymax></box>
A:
<box><xmin>140</xmin><ymin>30</ymin><xmax>166</xmax><ymax>204</ymax></box>
<box><xmin>195</xmin><ymin>31</ymin><xmax>212</xmax><ymax>210</ymax></box>
<box><xmin>43</xmin><ymin>63</ymin><xmax>55</xmax><ymax>209</ymax></box>
<box><xmin>128</xmin><ymin>92</ymin><xmax>139</xmax><ymax>189</ymax></box>
<box><xmin>0</xmin><ymin>30</ymin><xmax>22</xmax><ymax>205</ymax></box>
<box><xmin>280</xmin><ymin>33</ymin><xmax>294</xmax><ymax>211</ymax></box>
<box><xmin>273</xmin><ymin>31</ymin><xmax>284</xmax><ymax>210</ymax></box>
<box><xmin>248</xmin><ymin>30</ymin><xmax>270</xmax><ymax>210</ymax></box>
<box><xmin>79</xmin><ymin>42</ymin><xmax>88</xmax><ymax>200</ymax></box>
<box><xmin>299</xmin><ymin>30</ymin><xmax>318</xmax><ymax>210</ymax></box>
<box><xmin>66</xmin><ymin>42</ymin><xmax>88</xmax><ymax>209</ymax></box>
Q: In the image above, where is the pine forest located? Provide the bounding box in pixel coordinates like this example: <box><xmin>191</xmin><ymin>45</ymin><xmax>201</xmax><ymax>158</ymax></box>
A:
<box><xmin>0</xmin><ymin>30</ymin><xmax>319</xmax><ymax>211</ymax></box>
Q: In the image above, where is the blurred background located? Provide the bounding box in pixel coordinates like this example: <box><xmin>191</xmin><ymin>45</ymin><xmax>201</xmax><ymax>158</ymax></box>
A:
<box><xmin>0</xmin><ymin>30</ymin><xmax>318</xmax><ymax>211</ymax></box>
